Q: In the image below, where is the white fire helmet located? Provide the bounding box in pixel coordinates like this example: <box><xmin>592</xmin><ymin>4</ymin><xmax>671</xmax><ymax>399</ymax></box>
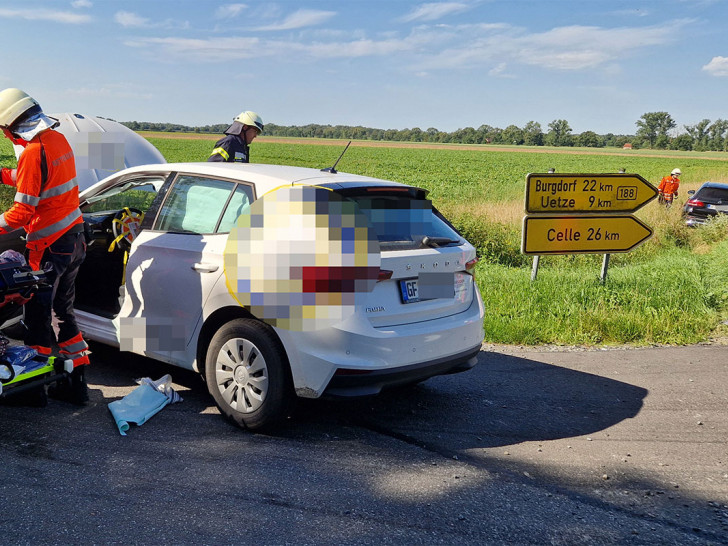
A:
<box><xmin>233</xmin><ymin>111</ymin><xmax>264</xmax><ymax>134</ymax></box>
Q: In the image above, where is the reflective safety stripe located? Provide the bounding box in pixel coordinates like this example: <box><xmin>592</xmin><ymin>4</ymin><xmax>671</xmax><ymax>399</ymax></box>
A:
<box><xmin>14</xmin><ymin>192</ymin><xmax>40</xmax><ymax>206</ymax></box>
<box><xmin>58</xmin><ymin>339</ymin><xmax>88</xmax><ymax>354</ymax></box>
<box><xmin>65</xmin><ymin>353</ymin><xmax>90</xmax><ymax>367</ymax></box>
<box><xmin>59</xmin><ymin>332</ymin><xmax>90</xmax><ymax>367</ymax></box>
<box><xmin>210</xmin><ymin>147</ymin><xmax>229</xmax><ymax>161</ymax></box>
<box><xmin>0</xmin><ymin>214</ymin><xmax>9</xmax><ymax>230</ymax></box>
<box><xmin>39</xmin><ymin>178</ymin><xmax>78</xmax><ymax>199</ymax></box>
<box><xmin>58</xmin><ymin>332</ymin><xmax>88</xmax><ymax>353</ymax></box>
<box><xmin>28</xmin><ymin>345</ymin><xmax>52</xmax><ymax>356</ymax></box>
<box><xmin>26</xmin><ymin>208</ymin><xmax>82</xmax><ymax>242</ymax></box>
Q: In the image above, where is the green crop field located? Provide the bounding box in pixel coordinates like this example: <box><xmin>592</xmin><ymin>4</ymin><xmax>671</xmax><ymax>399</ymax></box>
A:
<box><xmin>2</xmin><ymin>135</ymin><xmax>727</xmax><ymax>346</ymax></box>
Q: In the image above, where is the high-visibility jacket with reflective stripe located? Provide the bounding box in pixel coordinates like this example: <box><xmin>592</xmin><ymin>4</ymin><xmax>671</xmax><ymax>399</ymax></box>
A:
<box><xmin>658</xmin><ymin>176</ymin><xmax>680</xmax><ymax>197</ymax></box>
<box><xmin>207</xmin><ymin>134</ymin><xmax>250</xmax><ymax>163</ymax></box>
<box><xmin>0</xmin><ymin>129</ymin><xmax>83</xmax><ymax>251</ymax></box>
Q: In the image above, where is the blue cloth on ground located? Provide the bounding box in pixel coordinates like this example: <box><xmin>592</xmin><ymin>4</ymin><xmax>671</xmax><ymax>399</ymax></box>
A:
<box><xmin>108</xmin><ymin>383</ymin><xmax>170</xmax><ymax>436</ymax></box>
<box><xmin>1</xmin><ymin>346</ymin><xmax>39</xmax><ymax>368</ymax></box>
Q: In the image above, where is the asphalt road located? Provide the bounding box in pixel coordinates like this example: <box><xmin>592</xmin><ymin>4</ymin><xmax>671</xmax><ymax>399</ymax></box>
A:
<box><xmin>1</xmin><ymin>342</ymin><xmax>726</xmax><ymax>545</ymax></box>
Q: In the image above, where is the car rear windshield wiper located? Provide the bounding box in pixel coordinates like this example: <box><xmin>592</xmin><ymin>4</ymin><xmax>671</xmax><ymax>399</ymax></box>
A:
<box><xmin>421</xmin><ymin>235</ymin><xmax>460</xmax><ymax>247</ymax></box>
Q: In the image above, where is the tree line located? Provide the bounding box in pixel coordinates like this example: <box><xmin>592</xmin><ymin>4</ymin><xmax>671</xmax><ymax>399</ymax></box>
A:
<box><xmin>121</xmin><ymin>112</ymin><xmax>728</xmax><ymax>151</ymax></box>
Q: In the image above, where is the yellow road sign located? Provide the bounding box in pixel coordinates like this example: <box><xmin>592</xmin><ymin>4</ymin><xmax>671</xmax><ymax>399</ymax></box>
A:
<box><xmin>525</xmin><ymin>173</ymin><xmax>658</xmax><ymax>214</ymax></box>
<box><xmin>521</xmin><ymin>215</ymin><xmax>653</xmax><ymax>255</ymax></box>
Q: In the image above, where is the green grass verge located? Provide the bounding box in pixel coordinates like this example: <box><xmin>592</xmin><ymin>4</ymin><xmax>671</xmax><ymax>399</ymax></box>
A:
<box><xmin>478</xmin><ymin>242</ymin><xmax>728</xmax><ymax>345</ymax></box>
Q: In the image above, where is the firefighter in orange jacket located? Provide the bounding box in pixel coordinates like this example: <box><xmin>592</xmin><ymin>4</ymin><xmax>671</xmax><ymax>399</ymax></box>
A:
<box><xmin>0</xmin><ymin>88</ymin><xmax>90</xmax><ymax>405</ymax></box>
<box><xmin>658</xmin><ymin>168</ymin><xmax>681</xmax><ymax>206</ymax></box>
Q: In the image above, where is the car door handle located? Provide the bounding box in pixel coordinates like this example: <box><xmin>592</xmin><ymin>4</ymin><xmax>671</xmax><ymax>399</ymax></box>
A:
<box><xmin>192</xmin><ymin>263</ymin><xmax>219</xmax><ymax>273</ymax></box>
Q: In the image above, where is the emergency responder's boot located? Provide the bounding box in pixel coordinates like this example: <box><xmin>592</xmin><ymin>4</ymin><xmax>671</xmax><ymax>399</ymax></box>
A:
<box><xmin>48</xmin><ymin>366</ymin><xmax>88</xmax><ymax>406</ymax></box>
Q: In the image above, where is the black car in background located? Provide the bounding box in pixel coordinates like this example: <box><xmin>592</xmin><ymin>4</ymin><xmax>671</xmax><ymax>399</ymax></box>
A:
<box><xmin>683</xmin><ymin>182</ymin><xmax>728</xmax><ymax>226</ymax></box>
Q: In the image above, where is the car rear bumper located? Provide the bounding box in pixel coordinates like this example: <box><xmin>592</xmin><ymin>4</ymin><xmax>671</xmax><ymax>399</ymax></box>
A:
<box><xmin>684</xmin><ymin>209</ymin><xmax>727</xmax><ymax>226</ymax></box>
<box><xmin>685</xmin><ymin>215</ymin><xmax>707</xmax><ymax>227</ymax></box>
<box><xmin>278</xmin><ymin>291</ymin><xmax>485</xmax><ymax>398</ymax></box>
<box><xmin>323</xmin><ymin>345</ymin><xmax>480</xmax><ymax>397</ymax></box>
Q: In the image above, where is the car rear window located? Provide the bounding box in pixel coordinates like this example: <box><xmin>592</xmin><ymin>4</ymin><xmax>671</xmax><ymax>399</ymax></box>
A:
<box><xmin>696</xmin><ymin>187</ymin><xmax>728</xmax><ymax>202</ymax></box>
<box><xmin>342</xmin><ymin>192</ymin><xmax>462</xmax><ymax>250</ymax></box>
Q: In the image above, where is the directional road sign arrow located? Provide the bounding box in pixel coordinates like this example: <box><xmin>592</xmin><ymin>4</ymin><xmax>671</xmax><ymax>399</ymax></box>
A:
<box><xmin>521</xmin><ymin>215</ymin><xmax>654</xmax><ymax>255</ymax></box>
<box><xmin>525</xmin><ymin>173</ymin><xmax>658</xmax><ymax>214</ymax></box>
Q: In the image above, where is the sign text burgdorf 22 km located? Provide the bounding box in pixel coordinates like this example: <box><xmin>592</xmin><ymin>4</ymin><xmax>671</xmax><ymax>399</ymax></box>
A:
<box><xmin>525</xmin><ymin>173</ymin><xmax>657</xmax><ymax>214</ymax></box>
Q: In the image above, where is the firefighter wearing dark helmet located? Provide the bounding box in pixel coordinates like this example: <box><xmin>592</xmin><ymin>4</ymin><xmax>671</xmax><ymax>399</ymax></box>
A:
<box><xmin>208</xmin><ymin>111</ymin><xmax>263</xmax><ymax>163</ymax></box>
<box><xmin>0</xmin><ymin>88</ymin><xmax>90</xmax><ymax>406</ymax></box>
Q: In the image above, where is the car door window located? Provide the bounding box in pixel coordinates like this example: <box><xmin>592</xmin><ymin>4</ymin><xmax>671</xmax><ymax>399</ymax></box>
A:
<box><xmin>155</xmin><ymin>175</ymin><xmax>235</xmax><ymax>234</ymax></box>
<box><xmin>216</xmin><ymin>184</ymin><xmax>254</xmax><ymax>233</ymax></box>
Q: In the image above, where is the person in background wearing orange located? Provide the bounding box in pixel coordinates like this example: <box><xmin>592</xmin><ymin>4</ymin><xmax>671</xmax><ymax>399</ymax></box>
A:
<box><xmin>658</xmin><ymin>168</ymin><xmax>681</xmax><ymax>206</ymax></box>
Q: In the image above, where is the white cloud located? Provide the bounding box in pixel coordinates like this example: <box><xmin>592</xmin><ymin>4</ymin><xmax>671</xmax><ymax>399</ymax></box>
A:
<box><xmin>415</xmin><ymin>19</ymin><xmax>690</xmax><ymax>72</ymax></box>
<box><xmin>306</xmin><ymin>38</ymin><xmax>415</xmax><ymax>58</ymax></box>
<box><xmin>255</xmin><ymin>9</ymin><xmax>336</xmax><ymax>31</ymax></box>
<box><xmin>215</xmin><ymin>4</ymin><xmax>247</xmax><ymax>19</ymax></box>
<box><xmin>71</xmin><ymin>0</ymin><xmax>92</xmax><ymax>8</ymax></box>
<box><xmin>115</xmin><ymin>11</ymin><xmax>149</xmax><ymax>28</ymax></box>
<box><xmin>122</xmin><ymin>15</ymin><xmax>690</xmax><ymax>77</ymax></box>
<box><xmin>488</xmin><ymin>62</ymin><xmax>514</xmax><ymax>78</ymax></box>
<box><xmin>0</xmin><ymin>8</ymin><xmax>90</xmax><ymax>24</ymax></box>
<box><xmin>114</xmin><ymin>11</ymin><xmax>189</xmax><ymax>30</ymax></box>
<box><xmin>307</xmin><ymin>28</ymin><xmax>367</xmax><ymax>41</ymax></box>
<box><xmin>401</xmin><ymin>2</ymin><xmax>470</xmax><ymax>22</ymax></box>
<box><xmin>702</xmin><ymin>56</ymin><xmax>728</xmax><ymax>76</ymax></box>
<box><xmin>126</xmin><ymin>37</ymin><xmax>262</xmax><ymax>61</ymax></box>
<box><xmin>125</xmin><ymin>33</ymin><xmax>417</xmax><ymax>62</ymax></box>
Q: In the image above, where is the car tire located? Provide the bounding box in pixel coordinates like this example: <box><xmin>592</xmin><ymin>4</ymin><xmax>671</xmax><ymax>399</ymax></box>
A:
<box><xmin>205</xmin><ymin>318</ymin><xmax>292</xmax><ymax>431</ymax></box>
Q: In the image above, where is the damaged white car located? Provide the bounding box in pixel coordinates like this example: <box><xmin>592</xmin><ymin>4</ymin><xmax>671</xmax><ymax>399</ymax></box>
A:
<box><xmin>3</xmin><ymin>156</ymin><xmax>485</xmax><ymax>430</ymax></box>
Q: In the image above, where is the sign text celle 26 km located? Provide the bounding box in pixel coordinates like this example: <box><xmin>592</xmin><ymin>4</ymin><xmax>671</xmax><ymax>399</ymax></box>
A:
<box><xmin>525</xmin><ymin>173</ymin><xmax>658</xmax><ymax>214</ymax></box>
<box><xmin>522</xmin><ymin>215</ymin><xmax>653</xmax><ymax>255</ymax></box>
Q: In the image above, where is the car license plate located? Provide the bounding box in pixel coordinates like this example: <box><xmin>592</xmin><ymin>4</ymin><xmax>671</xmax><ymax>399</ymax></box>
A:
<box><xmin>400</xmin><ymin>273</ymin><xmax>456</xmax><ymax>304</ymax></box>
<box><xmin>400</xmin><ymin>279</ymin><xmax>420</xmax><ymax>303</ymax></box>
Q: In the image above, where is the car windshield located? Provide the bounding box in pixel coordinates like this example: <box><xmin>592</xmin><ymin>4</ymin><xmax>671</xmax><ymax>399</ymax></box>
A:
<box><xmin>343</xmin><ymin>192</ymin><xmax>462</xmax><ymax>250</ymax></box>
<box><xmin>83</xmin><ymin>177</ymin><xmax>166</xmax><ymax>212</ymax></box>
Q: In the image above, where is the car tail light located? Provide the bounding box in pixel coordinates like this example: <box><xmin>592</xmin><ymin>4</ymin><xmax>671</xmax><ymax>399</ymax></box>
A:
<box><xmin>465</xmin><ymin>257</ymin><xmax>479</xmax><ymax>277</ymax></box>
<box><xmin>377</xmin><ymin>269</ymin><xmax>393</xmax><ymax>282</ymax></box>
<box><xmin>687</xmin><ymin>198</ymin><xmax>705</xmax><ymax>207</ymax></box>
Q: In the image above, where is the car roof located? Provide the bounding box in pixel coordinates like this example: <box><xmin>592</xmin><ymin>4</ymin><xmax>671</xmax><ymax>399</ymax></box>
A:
<box><xmin>697</xmin><ymin>181</ymin><xmax>728</xmax><ymax>190</ymax></box>
<box><xmin>90</xmin><ymin>161</ymin><xmax>412</xmax><ymax>197</ymax></box>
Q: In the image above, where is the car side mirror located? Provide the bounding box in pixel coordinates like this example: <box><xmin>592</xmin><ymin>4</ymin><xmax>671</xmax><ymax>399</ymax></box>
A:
<box><xmin>687</xmin><ymin>190</ymin><xmax>695</xmax><ymax>196</ymax></box>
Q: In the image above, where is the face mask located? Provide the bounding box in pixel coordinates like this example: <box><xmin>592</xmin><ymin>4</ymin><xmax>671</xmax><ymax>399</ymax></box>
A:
<box><xmin>1</xmin><ymin>127</ymin><xmax>26</xmax><ymax>147</ymax></box>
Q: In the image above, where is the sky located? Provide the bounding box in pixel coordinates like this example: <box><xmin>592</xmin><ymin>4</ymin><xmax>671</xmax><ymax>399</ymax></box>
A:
<box><xmin>1</xmin><ymin>0</ymin><xmax>727</xmax><ymax>135</ymax></box>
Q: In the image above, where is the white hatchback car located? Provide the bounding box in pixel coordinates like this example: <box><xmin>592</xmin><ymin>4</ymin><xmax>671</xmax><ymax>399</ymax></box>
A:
<box><xmin>15</xmin><ymin>162</ymin><xmax>485</xmax><ymax>429</ymax></box>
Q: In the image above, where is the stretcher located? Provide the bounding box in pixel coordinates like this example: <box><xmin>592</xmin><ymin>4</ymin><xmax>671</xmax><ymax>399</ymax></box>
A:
<box><xmin>0</xmin><ymin>259</ymin><xmax>73</xmax><ymax>400</ymax></box>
